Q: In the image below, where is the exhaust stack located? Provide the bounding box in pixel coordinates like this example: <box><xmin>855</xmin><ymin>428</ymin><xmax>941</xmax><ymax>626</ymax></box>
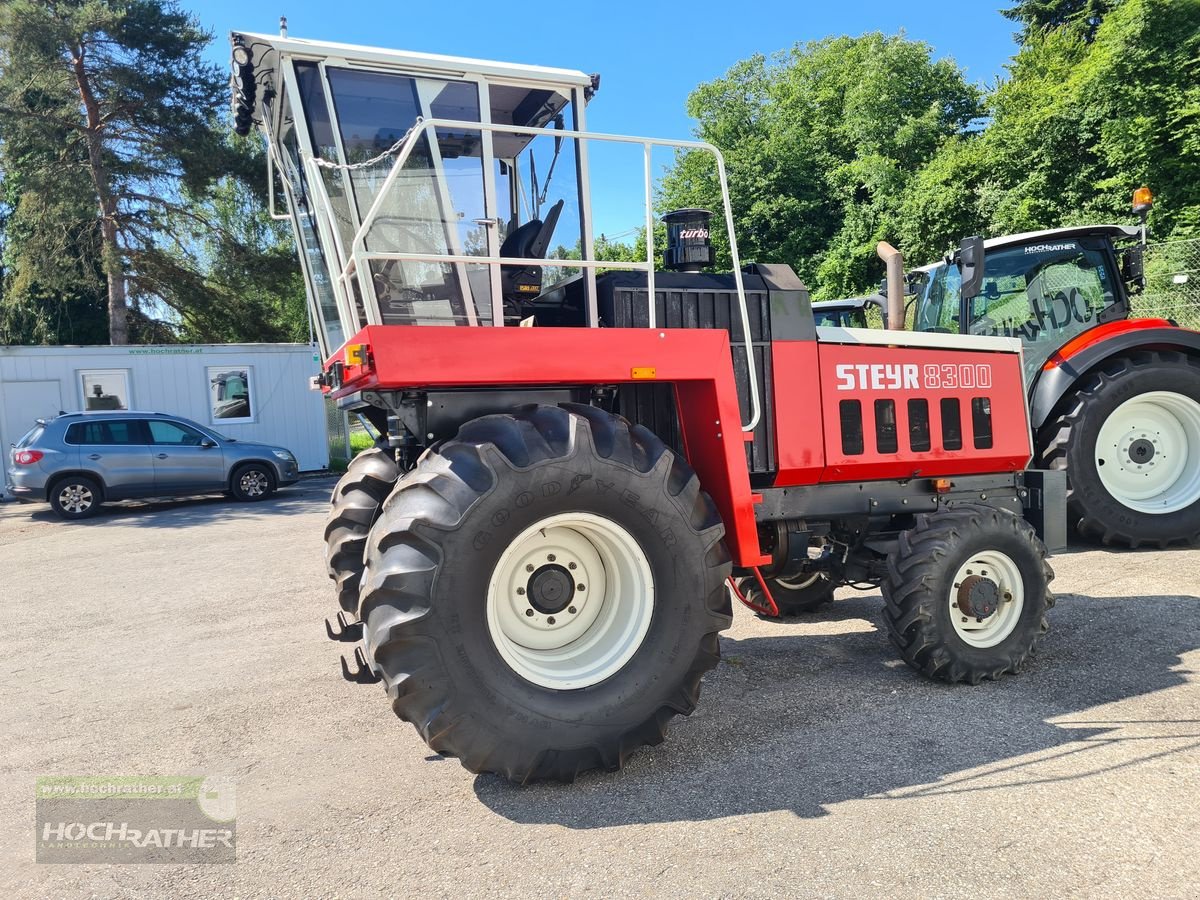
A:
<box><xmin>877</xmin><ymin>241</ymin><xmax>905</xmax><ymax>331</ymax></box>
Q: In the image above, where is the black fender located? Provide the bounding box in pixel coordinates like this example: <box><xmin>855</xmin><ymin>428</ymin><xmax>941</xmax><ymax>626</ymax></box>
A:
<box><xmin>1029</xmin><ymin>326</ymin><xmax>1200</xmax><ymax>429</ymax></box>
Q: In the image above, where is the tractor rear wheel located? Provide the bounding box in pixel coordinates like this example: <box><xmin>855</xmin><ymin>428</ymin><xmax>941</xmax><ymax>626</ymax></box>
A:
<box><xmin>1041</xmin><ymin>351</ymin><xmax>1200</xmax><ymax>547</ymax></box>
<box><xmin>325</xmin><ymin>448</ymin><xmax>401</xmax><ymax>614</ymax></box>
<box><xmin>883</xmin><ymin>504</ymin><xmax>1054</xmax><ymax>684</ymax></box>
<box><xmin>737</xmin><ymin>571</ymin><xmax>836</xmax><ymax>617</ymax></box>
<box><xmin>356</xmin><ymin>404</ymin><xmax>732</xmax><ymax>783</ymax></box>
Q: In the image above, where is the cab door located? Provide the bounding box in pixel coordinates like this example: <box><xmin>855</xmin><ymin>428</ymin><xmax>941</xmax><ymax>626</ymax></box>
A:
<box><xmin>147</xmin><ymin>419</ymin><xmax>226</xmax><ymax>493</ymax></box>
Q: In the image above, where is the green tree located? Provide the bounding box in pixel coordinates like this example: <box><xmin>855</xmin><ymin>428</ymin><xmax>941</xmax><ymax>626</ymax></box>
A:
<box><xmin>661</xmin><ymin>33</ymin><xmax>983</xmax><ymax>298</ymax></box>
<box><xmin>1003</xmin><ymin>0</ymin><xmax>1115</xmax><ymax>43</ymax></box>
<box><xmin>0</xmin><ymin>0</ymin><xmax>244</xmax><ymax>344</ymax></box>
<box><xmin>978</xmin><ymin>0</ymin><xmax>1200</xmax><ymax>240</ymax></box>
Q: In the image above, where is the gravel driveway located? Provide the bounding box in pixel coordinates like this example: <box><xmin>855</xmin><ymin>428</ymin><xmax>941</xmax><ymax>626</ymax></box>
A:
<box><xmin>1</xmin><ymin>478</ymin><xmax>1197</xmax><ymax>898</ymax></box>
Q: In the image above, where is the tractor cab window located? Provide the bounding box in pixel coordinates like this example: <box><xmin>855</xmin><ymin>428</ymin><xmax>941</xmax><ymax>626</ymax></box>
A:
<box><xmin>918</xmin><ymin>238</ymin><xmax>1118</xmax><ymax>379</ymax></box>
<box><xmin>299</xmin><ymin>67</ymin><xmax>583</xmax><ymax>327</ymax></box>
<box><xmin>276</xmin><ymin>88</ymin><xmax>347</xmax><ymax>351</ymax></box>
<box><xmin>916</xmin><ymin>263</ymin><xmax>962</xmax><ymax>333</ymax></box>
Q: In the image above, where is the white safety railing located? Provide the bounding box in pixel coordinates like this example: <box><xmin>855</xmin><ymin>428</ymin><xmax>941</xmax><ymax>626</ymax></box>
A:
<box><xmin>306</xmin><ymin>117</ymin><xmax>761</xmax><ymax>433</ymax></box>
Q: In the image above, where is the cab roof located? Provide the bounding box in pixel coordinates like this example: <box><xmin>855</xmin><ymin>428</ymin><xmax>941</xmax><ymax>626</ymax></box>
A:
<box><xmin>231</xmin><ymin>31</ymin><xmax>595</xmax><ymax>88</ymax></box>
<box><xmin>982</xmin><ymin>224</ymin><xmax>1140</xmax><ymax>250</ymax></box>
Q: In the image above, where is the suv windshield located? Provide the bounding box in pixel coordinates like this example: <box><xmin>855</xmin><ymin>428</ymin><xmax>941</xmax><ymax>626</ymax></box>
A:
<box><xmin>917</xmin><ymin>238</ymin><xmax>1118</xmax><ymax>379</ymax></box>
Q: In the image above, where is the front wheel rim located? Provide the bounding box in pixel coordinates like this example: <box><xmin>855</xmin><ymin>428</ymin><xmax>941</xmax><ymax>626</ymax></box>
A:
<box><xmin>240</xmin><ymin>470</ymin><xmax>269</xmax><ymax>497</ymax></box>
<box><xmin>58</xmin><ymin>484</ymin><xmax>94</xmax><ymax>514</ymax></box>
<box><xmin>487</xmin><ymin>512</ymin><xmax>654</xmax><ymax>690</ymax></box>
<box><xmin>949</xmin><ymin>549</ymin><xmax>1024</xmax><ymax>649</ymax></box>
<box><xmin>1095</xmin><ymin>391</ymin><xmax>1200</xmax><ymax>514</ymax></box>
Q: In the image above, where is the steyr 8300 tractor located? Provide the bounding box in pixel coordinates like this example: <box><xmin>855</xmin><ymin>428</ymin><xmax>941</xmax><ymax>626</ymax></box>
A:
<box><xmin>232</xmin><ymin>29</ymin><xmax>1062</xmax><ymax>782</ymax></box>
<box><xmin>871</xmin><ymin>218</ymin><xmax>1200</xmax><ymax>548</ymax></box>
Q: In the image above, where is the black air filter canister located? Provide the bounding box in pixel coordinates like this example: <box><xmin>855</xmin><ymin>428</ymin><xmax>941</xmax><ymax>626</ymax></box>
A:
<box><xmin>662</xmin><ymin>208</ymin><xmax>714</xmax><ymax>273</ymax></box>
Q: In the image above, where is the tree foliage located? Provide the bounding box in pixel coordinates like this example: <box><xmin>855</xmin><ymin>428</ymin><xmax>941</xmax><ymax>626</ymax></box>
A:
<box><xmin>0</xmin><ymin>0</ymin><xmax>305</xmax><ymax>346</ymax></box>
<box><xmin>665</xmin><ymin>0</ymin><xmax>1199</xmax><ymax>300</ymax></box>
<box><xmin>661</xmin><ymin>33</ymin><xmax>983</xmax><ymax>298</ymax></box>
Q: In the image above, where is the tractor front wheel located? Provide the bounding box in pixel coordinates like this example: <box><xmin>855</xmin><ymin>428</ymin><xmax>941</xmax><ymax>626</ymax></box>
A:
<box><xmin>357</xmin><ymin>405</ymin><xmax>732</xmax><ymax>783</ymax></box>
<box><xmin>325</xmin><ymin>447</ymin><xmax>401</xmax><ymax>614</ymax></box>
<box><xmin>1041</xmin><ymin>351</ymin><xmax>1200</xmax><ymax>547</ymax></box>
<box><xmin>883</xmin><ymin>504</ymin><xmax>1054</xmax><ymax>684</ymax></box>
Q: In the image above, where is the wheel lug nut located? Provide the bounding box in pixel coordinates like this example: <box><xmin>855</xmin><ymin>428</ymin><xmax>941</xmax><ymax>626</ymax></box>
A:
<box><xmin>525</xmin><ymin>564</ymin><xmax>535</xmax><ymax>572</ymax></box>
<box><xmin>516</xmin><ymin>587</ymin><xmax>525</xmax><ymax>595</ymax></box>
<box><xmin>547</xmin><ymin>616</ymin><xmax>556</xmax><ymax>625</ymax></box>
<box><xmin>568</xmin><ymin>562</ymin><xmax>577</xmax><ymax>570</ymax></box>
<box><xmin>577</xmin><ymin>584</ymin><xmax>586</xmax><ymax>591</ymax></box>
<box><xmin>525</xmin><ymin>609</ymin><xmax>534</xmax><ymax>617</ymax></box>
<box><xmin>547</xmin><ymin>554</ymin><xmax>556</xmax><ymax>562</ymax></box>
<box><xmin>568</xmin><ymin>605</ymin><xmax>577</xmax><ymax>614</ymax></box>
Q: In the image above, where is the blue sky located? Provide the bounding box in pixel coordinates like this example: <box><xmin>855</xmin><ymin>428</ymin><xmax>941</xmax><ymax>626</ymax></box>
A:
<box><xmin>198</xmin><ymin>0</ymin><xmax>1020</xmax><ymax>237</ymax></box>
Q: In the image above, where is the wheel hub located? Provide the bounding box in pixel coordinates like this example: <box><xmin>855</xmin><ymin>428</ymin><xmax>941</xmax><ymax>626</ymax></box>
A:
<box><xmin>527</xmin><ymin>564</ymin><xmax>575</xmax><ymax>614</ymax></box>
<box><xmin>1127</xmin><ymin>437</ymin><xmax>1156</xmax><ymax>465</ymax></box>
<box><xmin>956</xmin><ymin>574</ymin><xmax>1000</xmax><ymax>619</ymax></box>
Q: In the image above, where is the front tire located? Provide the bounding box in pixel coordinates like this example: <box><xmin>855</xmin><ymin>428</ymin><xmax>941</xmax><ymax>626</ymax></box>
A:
<box><xmin>883</xmin><ymin>504</ymin><xmax>1054</xmax><ymax>684</ymax></box>
<box><xmin>1041</xmin><ymin>351</ymin><xmax>1200</xmax><ymax>547</ymax></box>
<box><xmin>325</xmin><ymin>448</ymin><xmax>401</xmax><ymax>613</ymax></box>
<box><xmin>357</xmin><ymin>405</ymin><xmax>732</xmax><ymax>783</ymax></box>
<box><xmin>230</xmin><ymin>463</ymin><xmax>275</xmax><ymax>502</ymax></box>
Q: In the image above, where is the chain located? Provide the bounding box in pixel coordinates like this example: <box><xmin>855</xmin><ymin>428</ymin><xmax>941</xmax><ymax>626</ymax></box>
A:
<box><xmin>308</xmin><ymin>120</ymin><xmax>421</xmax><ymax>172</ymax></box>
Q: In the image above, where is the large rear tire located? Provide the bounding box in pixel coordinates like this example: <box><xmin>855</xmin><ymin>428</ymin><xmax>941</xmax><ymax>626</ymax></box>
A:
<box><xmin>883</xmin><ymin>504</ymin><xmax>1054</xmax><ymax>684</ymax></box>
<box><xmin>357</xmin><ymin>405</ymin><xmax>732</xmax><ymax>783</ymax></box>
<box><xmin>325</xmin><ymin>448</ymin><xmax>401</xmax><ymax>614</ymax></box>
<box><xmin>1041</xmin><ymin>351</ymin><xmax>1200</xmax><ymax>547</ymax></box>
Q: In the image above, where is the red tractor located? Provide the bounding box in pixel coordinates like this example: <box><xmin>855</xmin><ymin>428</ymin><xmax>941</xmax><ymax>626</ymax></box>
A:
<box><xmin>233</xmin><ymin>30</ymin><xmax>1061</xmax><ymax>782</ymax></box>
<box><xmin>869</xmin><ymin>212</ymin><xmax>1200</xmax><ymax>548</ymax></box>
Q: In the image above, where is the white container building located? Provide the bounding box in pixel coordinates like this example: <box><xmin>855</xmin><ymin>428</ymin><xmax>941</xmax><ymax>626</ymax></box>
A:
<box><xmin>0</xmin><ymin>343</ymin><xmax>329</xmax><ymax>497</ymax></box>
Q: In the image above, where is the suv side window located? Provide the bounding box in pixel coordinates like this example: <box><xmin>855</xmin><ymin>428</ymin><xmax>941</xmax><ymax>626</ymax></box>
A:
<box><xmin>65</xmin><ymin>419</ymin><xmax>146</xmax><ymax>445</ymax></box>
<box><xmin>148</xmin><ymin>420</ymin><xmax>207</xmax><ymax>446</ymax></box>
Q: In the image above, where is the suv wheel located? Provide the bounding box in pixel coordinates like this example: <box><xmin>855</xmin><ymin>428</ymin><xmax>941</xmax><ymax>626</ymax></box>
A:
<box><xmin>50</xmin><ymin>476</ymin><xmax>103</xmax><ymax>520</ymax></box>
<box><xmin>231</xmin><ymin>464</ymin><xmax>275</xmax><ymax>502</ymax></box>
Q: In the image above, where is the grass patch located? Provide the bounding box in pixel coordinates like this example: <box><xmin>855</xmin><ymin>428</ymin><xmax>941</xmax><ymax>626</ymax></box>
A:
<box><xmin>349</xmin><ymin>431</ymin><xmax>376</xmax><ymax>455</ymax></box>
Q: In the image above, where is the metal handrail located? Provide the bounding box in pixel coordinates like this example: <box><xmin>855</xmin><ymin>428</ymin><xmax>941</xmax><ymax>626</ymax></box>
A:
<box><xmin>322</xmin><ymin>116</ymin><xmax>761</xmax><ymax>432</ymax></box>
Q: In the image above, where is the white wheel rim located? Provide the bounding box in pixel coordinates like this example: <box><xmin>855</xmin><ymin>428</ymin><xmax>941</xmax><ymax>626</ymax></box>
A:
<box><xmin>1095</xmin><ymin>391</ymin><xmax>1200</xmax><ymax>514</ymax></box>
<box><xmin>486</xmin><ymin>512</ymin><xmax>654</xmax><ymax>690</ymax></box>
<box><xmin>59</xmin><ymin>484</ymin><xmax>94</xmax><ymax>514</ymax></box>
<box><xmin>774</xmin><ymin>572</ymin><xmax>823</xmax><ymax>591</ymax></box>
<box><xmin>949</xmin><ymin>550</ymin><xmax>1025</xmax><ymax>648</ymax></box>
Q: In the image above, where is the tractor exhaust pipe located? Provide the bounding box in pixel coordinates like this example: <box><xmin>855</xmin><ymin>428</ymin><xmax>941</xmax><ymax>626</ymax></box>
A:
<box><xmin>877</xmin><ymin>241</ymin><xmax>905</xmax><ymax>331</ymax></box>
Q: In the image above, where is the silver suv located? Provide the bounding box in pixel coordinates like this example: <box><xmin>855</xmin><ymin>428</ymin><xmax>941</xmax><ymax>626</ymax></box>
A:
<box><xmin>6</xmin><ymin>411</ymin><xmax>300</xmax><ymax>519</ymax></box>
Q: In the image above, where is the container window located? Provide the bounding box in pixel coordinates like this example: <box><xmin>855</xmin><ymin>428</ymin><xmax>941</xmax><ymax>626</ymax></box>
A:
<box><xmin>972</xmin><ymin>397</ymin><xmax>994</xmax><ymax>449</ymax></box>
<box><xmin>840</xmin><ymin>400</ymin><xmax>864</xmax><ymax>456</ymax></box>
<box><xmin>908</xmin><ymin>399</ymin><xmax>931</xmax><ymax>452</ymax></box>
<box><xmin>941</xmin><ymin>398</ymin><xmax>963</xmax><ymax>451</ymax></box>
<box><xmin>874</xmin><ymin>399</ymin><xmax>898</xmax><ymax>453</ymax></box>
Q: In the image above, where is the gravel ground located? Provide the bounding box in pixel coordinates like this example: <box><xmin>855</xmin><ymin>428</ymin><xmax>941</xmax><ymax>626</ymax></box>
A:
<box><xmin>1</xmin><ymin>477</ymin><xmax>1197</xmax><ymax>898</ymax></box>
